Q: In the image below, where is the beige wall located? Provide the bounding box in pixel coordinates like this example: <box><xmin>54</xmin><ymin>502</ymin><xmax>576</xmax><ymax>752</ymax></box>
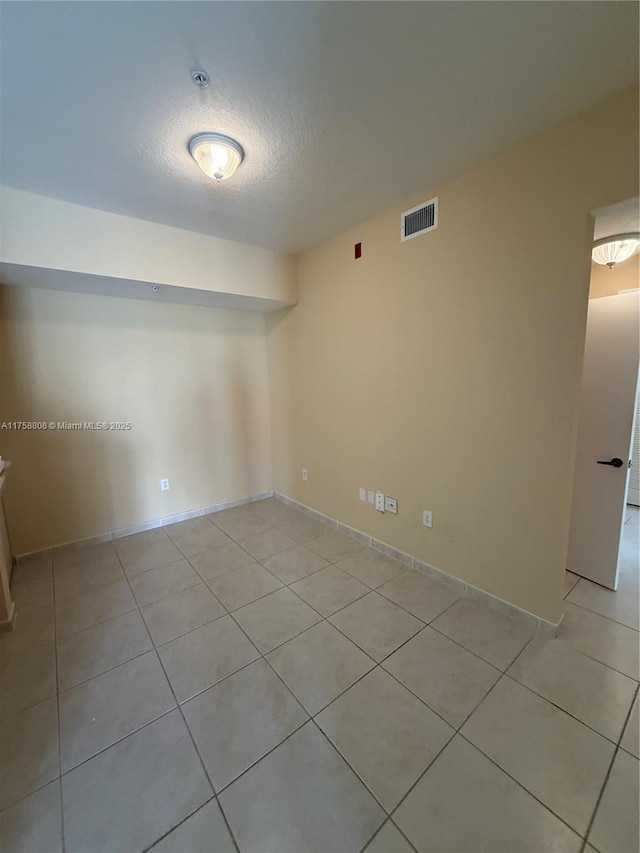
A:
<box><xmin>1</xmin><ymin>188</ymin><xmax>297</xmax><ymax>310</ymax></box>
<box><xmin>0</xmin><ymin>286</ymin><xmax>272</xmax><ymax>554</ymax></box>
<box><xmin>267</xmin><ymin>88</ymin><xmax>639</xmax><ymax>624</ymax></box>
<box><xmin>589</xmin><ymin>255</ymin><xmax>639</xmax><ymax>299</ymax></box>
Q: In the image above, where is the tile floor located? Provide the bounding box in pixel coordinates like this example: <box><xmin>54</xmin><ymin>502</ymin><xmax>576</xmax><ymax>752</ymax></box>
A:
<box><xmin>0</xmin><ymin>498</ymin><xmax>638</xmax><ymax>853</ymax></box>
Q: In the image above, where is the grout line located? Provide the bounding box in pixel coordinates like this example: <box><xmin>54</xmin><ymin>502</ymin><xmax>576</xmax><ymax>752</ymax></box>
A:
<box><xmin>454</xmin><ymin>730</ymin><xmax>586</xmax><ymax>842</ymax></box>
<box><xmin>139</xmin><ymin>794</ymin><xmax>218</xmax><ymax>853</ymax></box>
<box><xmin>579</xmin><ymin>681</ymin><xmax>640</xmax><ymax>853</ymax></box>
<box><xmin>48</xmin><ymin>554</ymin><xmax>66</xmax><ymax>853</ymax></box>
<box><xmin>357</xmin><ymin>817</ymin><xmax>419</xmax><ymax>853</ymax></box>
<box><xmin>4</xmin><ymin>498</ymin><xmax>637</xmax><ymax>849</ymax></box>
<box><xmin>112</xmin><ymin>545</ymin><xmax>243</xmax><ymax>853</ymax></box>
<box><xmin>563</xmin><ymin>594</ymin><xmax>640</xmax><ymax>633</ymax></box>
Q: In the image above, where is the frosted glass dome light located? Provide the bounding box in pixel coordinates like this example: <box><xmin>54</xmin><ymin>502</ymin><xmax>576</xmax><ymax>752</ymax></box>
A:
<box><xmin>592</xmin><ymin>233</ymin><xmax>640</xmax><ymax>268</ymax></box>
<box><xmin>188</xmin><ymin>133</ymin><xmax>244</xmax><ymax>182</ymax></box>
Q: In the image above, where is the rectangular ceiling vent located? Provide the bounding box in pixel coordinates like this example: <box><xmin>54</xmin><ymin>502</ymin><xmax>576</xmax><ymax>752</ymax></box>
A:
<box><xmin>401</xmin><ymin>196</ymin><xmax>438</xmax><ymax>242</ymax></box>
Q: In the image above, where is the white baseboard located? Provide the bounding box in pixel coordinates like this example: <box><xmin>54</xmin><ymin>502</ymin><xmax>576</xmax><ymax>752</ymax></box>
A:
<box><xmin>274</xmin><ymin>491</ymin><xmax>562</xmax><ymax>637</ymax></box>
<box><xmin>15</xmin><ymin>491</ymin><xmax>274</xmax><ymax>561</ymax></box>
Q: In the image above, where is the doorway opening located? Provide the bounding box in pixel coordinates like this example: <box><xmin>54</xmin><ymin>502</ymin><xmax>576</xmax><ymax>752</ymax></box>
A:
<box><xmin>565</xmin><ymin>197</ymin><xmax>639</xmax><ymax>632</ymax></box>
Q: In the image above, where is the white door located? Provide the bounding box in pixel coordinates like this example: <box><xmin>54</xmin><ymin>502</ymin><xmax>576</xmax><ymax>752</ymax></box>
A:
<box><xmin>567</xmin><ymin>291</ymin><xmax>639</xmax><ymax>589</ymax></box>
<box><xmin>627</xmin><ymin>383</ymin><xmax>640</xmax><ymax>506</ymax></box>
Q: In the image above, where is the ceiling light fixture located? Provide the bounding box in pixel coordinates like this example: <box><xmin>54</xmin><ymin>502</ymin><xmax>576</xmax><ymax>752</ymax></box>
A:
<box><xmin>592</xmin><ymin>233</ymin><xmax>640</xmax><ymax>269</ymax></box>
<box><xmin>188</xmin><ymin>132</ymin><xmax>244</xmax><ymax>183</ymax></box>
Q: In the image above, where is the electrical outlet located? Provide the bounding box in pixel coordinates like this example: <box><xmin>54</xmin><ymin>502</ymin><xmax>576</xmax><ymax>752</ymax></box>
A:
<box><xmin>375</xmin><ymin>492</ymin><xmax>385</xmax><ymax>512</ymax></box>
<box><xmin>359</xmin><ymin>488</ymin><xmax>367</xmax><ymax>502</ymax></box>
<box><xmin>160</xmin><ymin>478</ymin><xmax>170</xmax><ymax>491</ymax></box>
<box><xmin>385</xmin><ymin>496</ymin><xmax>397</xmax><ymax>514</ymax></box>
<box><xmin>422</xmin><ymin>509</ymin><xmax>433</xmax><ymax>528</ymax></box>
<box><xmin>367</xmin><ymin>491</ymin><xmax>375</xmax><ymax>505</ymax></box>
<box><xmin>302</xmin><ymin>469</ymin><xmax>308</xmax><ymax>481</ymax></box>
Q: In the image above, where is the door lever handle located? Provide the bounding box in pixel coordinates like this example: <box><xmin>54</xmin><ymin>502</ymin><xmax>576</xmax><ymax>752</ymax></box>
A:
<box><xmin>597</xmin><ymin>458</ymin><xmax>624</xmax><ymax>468</ymax></box>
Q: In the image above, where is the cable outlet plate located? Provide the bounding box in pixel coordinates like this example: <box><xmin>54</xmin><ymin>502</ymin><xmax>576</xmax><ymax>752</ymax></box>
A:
<box><xmin>385</xmin><ymin>496</ymin><xmax>397</xmax><ymax>514</ymax></box>
<box><xmin>375</xmin><ymin>492</ymin><xmax>385</xmax><ymax>512</ymax></box>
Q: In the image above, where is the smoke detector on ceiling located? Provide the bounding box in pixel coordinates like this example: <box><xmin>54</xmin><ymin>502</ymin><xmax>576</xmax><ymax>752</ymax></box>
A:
<box><xmin>191</xmin><ymin>69</ymin><xmax>210</xmax><ymax>89</ymax></box>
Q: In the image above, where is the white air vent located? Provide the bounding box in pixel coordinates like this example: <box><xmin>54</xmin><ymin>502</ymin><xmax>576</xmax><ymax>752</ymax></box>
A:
<box><xmin>401</xmin><ymin>196</ymin><xmax>438</xmax><ymax>242</ymax></box>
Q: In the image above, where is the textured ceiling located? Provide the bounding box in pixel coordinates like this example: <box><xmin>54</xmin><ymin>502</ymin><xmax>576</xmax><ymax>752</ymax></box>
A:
<box><xmin>1</xmin><ymin>2</ymin><xmax>638</xmax><ymax>254</ymax></box>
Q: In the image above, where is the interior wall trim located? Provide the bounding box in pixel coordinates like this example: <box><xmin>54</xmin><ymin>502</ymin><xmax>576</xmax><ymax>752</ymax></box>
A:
<box><xmin>274</xmin><ymin>492</ymin><xmax>563</xmax><ymax>637</ymax></box>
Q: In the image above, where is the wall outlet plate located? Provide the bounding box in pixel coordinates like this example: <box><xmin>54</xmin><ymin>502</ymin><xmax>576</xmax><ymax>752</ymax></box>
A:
<box><xmin>359</xmin><ymin>488</ymin><xmax>367</xmax><ymax>502</ymax></box>
<box><xmin>367</xmin><ymin>491</ymin><xmax>375</xmax><ymax>505</ymax></box>
<box><xmin>160</xmin><ymin>478</ymin><xmax>170</xmax><ymax>491</ymax></box>
<box><xmin>375</xmin><ymin>492</ymin><xmax>385</xmax><ymax>512</ymax></box>
<box><xmin>385</xmin><ymin>496</ymin><xmax>397</xmax><ymax>514</ymax></box>
<box><xmin>422</xmin><ymin>509</ymin><xmax>433</xmax><ymax>528</ymax></box>
<box><xmin>302</xmin><ymin>469</ymin><xmax>308</xmax><ymax>481</ymax></box>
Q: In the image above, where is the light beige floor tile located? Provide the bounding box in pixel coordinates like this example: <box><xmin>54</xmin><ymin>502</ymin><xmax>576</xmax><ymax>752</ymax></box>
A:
<box><xmin>206</xmin><ymin>503</ymin><xmax>259</xmax><ymax>525</ymax></box>
<box><xmin>129</xmin><ymin>558</ymin><xmax>201</xmax><ymax>607</ymax></box>
<box><xmin>620</xmin><ymin>692</ymin><xmax>639</xmax><ymax>758</ymax></box>
<box><xmin>238</xmin><ymin>528</ymin><xmax>297</xmax><ymax>561</ymax></box>
<box><xmin>249</xmin><ymin>500</ymin><xmax>302</xmax><ymax>527</ymax></box>
<box><xmin>62</xmin><ymin>710</ymin><xmax>212</xmax><ymax>853</ymax></box>
<box><xmin>164</xmin><ymin>516</ymin><xmax>215</xmax><ymax>542</ymax></box>
<box><xmin>305</xmin><ymin>530</ymin><xmax>366</xmax><ymax>563</ymax></box>
<box><xmin>376</xmin><ymin>570</ymin><xmax>460</xmax><ymax>623</ymax></box>
<box><xmin>277</xmin><ymin>515</ymin><xmax>328</xmax><ymax>543</ymax></box>
<box><xmin>54</xmin><ymin>558</ymin><xmax>126</xmax><ymax>601</ymax></box>
<box><xmin>567</xmin><ymin>578</ymin><xmax>640</xmax><ymax>630</ymax></box>
<box><xmin>10</xmin><ymin>574</ymin><xmax>54</xmax><ymax>611</ymax></box>
<box><xmin>0</xmin><ymin>601</ymin><xmax>54</xmax><ymax>659</ymax></box>
<box><xmin>363</xmin><ymin>822</ymin><xmax>416</xmax><ymax>853</ymax></box>
<box><xmin>508</xmin><ymin>637</ymin><xmax>637</xmax><ymax>742</ymax></box>
<box><xmin>0</xmin><ymin>698</ymin><xmax>59</xmax><ymax>810</ymax></box>
<box><xmin>431</xmin><ymin>598</ymin><xmax>535</xmax><ymax>670</ymax></box>
<box><xmin>165</xmin><ymin>518</ymin><xmax>231</xmax><ymax>557</ymax></box>
<box><xmin>59</xmin><ymin>651</ymin><xmax>176</xmax><ymax>771</ymax></box>
<box><xmin>158</xmin><ymin>615</ymin><xmax>260</xmax><ymax>703</ymax></box>
<box><xmin>219</xmin><ymin>722</ymin><xmax>385</xmax><ymax>853</ymax></box>
<box><xmin>462</xmin><ymin>676</ymin><xmax>615</xmax><ymax>835</ymax></box>
<box><xmin>183</xmin><ymin>659</ymin><xmax>307</xmax><ymax>790</ymax></box>
<box><xmin>141</xmin><ymin>584</ymin><xmax>225</xmax><ymax>646</ymax></box>
<box><xmin>53</xmin><ymin>543</ymin><xmax>118</xmax><ymax>575</ymax></box>
<box><xmin>329</xmin><ymin>592</ymin><xmax>423</xmax><ymax>662</ymax></box>
<box><xmin>337</xmin><ymin>549</ymin><xmax>406</xmax><ymax>588</ymax></box>
<box><xmin>10</xmin><ymin>553</ymin><xmax>52</xmax><ymax>586</ymax></box>
<box><xmin>589</xmin><ymin>748</ymin><xmax>639</xmax><ymax>853</ymax></box>
<box><xmin>189</xmin><ymin>541</ymin><xmax>257</xmax><ymax>581</ymax></box>
<box><xmin>564</xmin><ymin>571</ymin><xmax>581</xmax><ymax>598</ymax></box>
<box><xmin>291</xmin><ymin>565</ymin><xmax>368</xmax><ymax>616</ymax></box>
<box><xmin>383</xmin><ymin>627</ymin><xmax>500</xmax><ymax>728</ymax></box>
<box><xmin>0</xmin><ymin>642</ymin><xmax>56</xmax><ymax>719</ymax></box>
<box><xmin>317</xmin><ymin>668</ymin><xmax>453</xmax><ymax>810</ymax></box>
<box><xmin>267</xmin><ymin>621</ymin><xmax>374</xmax><ymax>714</ymax></box>
<box><xmin>394</xmin><ymin>736</ymin><xmax>582</xmax><ymax>853</ymax></box>
<box><xmin>262</xmin><ymin>545</ymin><xmax>329</xmax><ymax>584</ymax></box>
<box><xmin>113</xmin><ymin>527</ymin><xmax>168</xmax><ymax>554</ymax></box>
<box><xmin>57</xmin><ymin>609</ymin><xmax>152</xmax><ymax>691</ymax></box>
<box><xmin>150</xmin><ymin>799</ymin><xmax>235</xmax><ymax>852</ymax></box>
<box><xmin>55</xmin><ymin>579</ymin><xmax>136</xmax><ymax>638</ymax></box>
<box><xmin>206</xmin><ymin>562</ymin><xmax>282</xmax><ymax>611</ymax></box>
<box><xmin>233</xmin><ymin>588</ymin><xmax>321</xmax><ymax>653</ymax></box>
<box><xmin>214</xmin><ymin>515</ymin><xmax>272</xmax><ymax>541</ymax></box>
<box><xmin>560</xmin><ymin>602</ymin><xmax>639</xmax><ymax>680</ymax></box>
<box><xmin>118</xmin><ymin>539</ymin><xmax>183</xmax><ymax>578</ymax></box>
<box><xmin>0</xmin><ymin>780</ymin><xmax>62</xmax><ymax>853</ymax></box>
